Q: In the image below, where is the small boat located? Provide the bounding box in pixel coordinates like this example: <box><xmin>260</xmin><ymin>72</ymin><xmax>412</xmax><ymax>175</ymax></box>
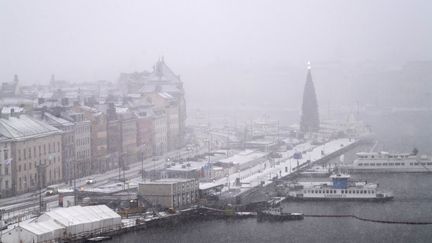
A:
<box><xmin>257</xmin><ymin>207</ymin><xmax>304</xmax><ymax>221</ymax></box>
<box><xmin>86</xmin><ymin>236</ymin><xmax>113</xmax><ymax>242</ymax></box>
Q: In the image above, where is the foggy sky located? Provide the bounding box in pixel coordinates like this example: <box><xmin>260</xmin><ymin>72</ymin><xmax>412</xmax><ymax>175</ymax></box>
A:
<box><xmin>1</xmin><ymin>0</ymin><xmax>431</xmax><ymax>109</ymax></box>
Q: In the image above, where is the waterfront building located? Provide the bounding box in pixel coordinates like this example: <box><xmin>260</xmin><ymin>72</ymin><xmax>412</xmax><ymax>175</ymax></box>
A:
<box><xmin>0</xmin><ymin>112</ymin><xmax>63</xmax><ymax>194</ymax></box>
<box><xmin>106</xmin><ymin>104</ymin><xmax>138</xmax><ymax>168</ymax></box>
<box><xmin>61</xmin><ymin>111</ymin><xmax>92</xmax><ymax>178</ymax></box>
<box><xmin>300</xmin><ymin>62</ymin><xmax>320</xmax><ymax>133</ymax></box>
<box><xmin>72</xmin><ymin>105</ymin><xmax>110</xmax><ymax>173</ymax></box>
<box><xmin>117</xmin><ymin>107</ymin><xmax>138</xmax><ymax>166</ymax></box>
<box><xmin>138</xmin><ymin>178</ymin><xmax>199</xmax><ymax>209</ymax></box>
<box><xmin>0</xmin><ymin>138</ymin><xmax>12</xmax><ymax>197</ymax></box>
<box><xmin>141</xmin><ymin>92</ymin><xmax>180</xmax><ymax>152</ymax></box>
<box><xmin>118</xmin><ymin>58</ymin><xmax>186</xmax><ymax>149</ymax></box>
<box><xmin>135</xmin><ymin>109</ymin><xmax>154</xmax><ymax>159</ymax></box>
<box><xmin>37</xmin><ymin>112</ymin><xmax>75</xmax><ymax>184</ymax></box>
<box><xmin>152</xmin><ymin>108</ymin><xmax>168</xmax><ymax>155</ymax></box>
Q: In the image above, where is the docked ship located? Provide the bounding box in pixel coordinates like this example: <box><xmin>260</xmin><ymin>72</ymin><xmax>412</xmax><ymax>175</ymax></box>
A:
<box><xmin>287</xmin><ymin>173</ymin><xmax>393</xmax><ymax>201</ymax></box>
<box><xmin>257</xmin><ymin>207</ymin><xmax>304</xmax><ymax>221</ymax></box>
<box><xmin>340</xmin><ymin>151</ymin><xmax>432</xmax><ymax>173</ymax></box>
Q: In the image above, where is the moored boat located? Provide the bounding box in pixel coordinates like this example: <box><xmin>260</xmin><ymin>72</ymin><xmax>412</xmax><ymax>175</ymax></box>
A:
<box><xmin>340</xmin><ymin>151</ymin><xmax>432</xmax><ymax>173</ymax></box>
<box><xmin>287</xmin><ymin>173</ymin><xmax>393</xmax><ymax>201</ymax></box>
<box><xmin>257</xmin><ymin>207</ymin><xmax>304</xmax><ymax>221</ymax></box>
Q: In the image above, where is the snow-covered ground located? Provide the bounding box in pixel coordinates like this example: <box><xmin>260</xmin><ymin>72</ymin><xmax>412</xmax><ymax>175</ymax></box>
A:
<box><xmin>200</xmin><ymin>138</ymin><xmax>355</xmax><ymax>193</ymax></box>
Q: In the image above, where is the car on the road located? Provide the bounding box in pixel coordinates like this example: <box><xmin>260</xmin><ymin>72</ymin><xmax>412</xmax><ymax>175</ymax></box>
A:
<box><xmin>45</xmin><ymin>183</ymin><xmax>65</xmax><ymax>196</ymax></box>
<box><xmin>86</xmin><ymin>178</ymin><xmax>96</xmax><ymax>184</ymax></box>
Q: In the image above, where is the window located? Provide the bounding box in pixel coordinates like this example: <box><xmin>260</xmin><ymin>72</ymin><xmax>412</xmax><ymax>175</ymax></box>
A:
<box><xmin>395</xmin><ymin>163</ymin><xmax>400</xmax><ymax>166</ymax></box>
<box><xmin>383</xmin><ymin>163</ymin><xmax>388</xmax><ymax>166</ymax></box>
<box><xmin>18</xmin><ymin>165</ymin><xmax>21</xmax><ymax>172</ymax></box>
<box><xmin>376</xmin><ymin>163</ymin><xmax>381</xmax><ymax>166</ymax></box>
<box><xmin>358</xmin><ymin>163</ymin><xmax>363</xmax><ymax>166</ymax></box>
<box><xmin>28</xmin><ymin>148</ymin><xmax>31</xmax><ymax>159</ymax></box>
<box><xmin>3</xmin><ymin>150</ymin><xmax>8</xmax><ymax>160</ymax></box>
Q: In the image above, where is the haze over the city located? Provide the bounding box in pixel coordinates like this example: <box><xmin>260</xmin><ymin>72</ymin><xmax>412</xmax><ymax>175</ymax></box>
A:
<box><xmin>1</xmin><ymin>0</ymin><xmax>431</xmax><ymax>109</ymax></box>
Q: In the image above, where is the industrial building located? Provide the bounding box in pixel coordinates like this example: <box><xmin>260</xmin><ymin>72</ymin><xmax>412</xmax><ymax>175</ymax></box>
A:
<box><xmin>138</xmin><ymin>178</ymin><xmax>199</xmax><ymax>209</ymax></box>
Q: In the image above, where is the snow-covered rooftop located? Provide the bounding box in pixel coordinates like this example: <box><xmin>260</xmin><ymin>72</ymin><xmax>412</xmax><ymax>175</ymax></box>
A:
<box><xmin>40</xmin><ymin>205</ymin><xmax>120</xmax><ymax>227</ymax></box>
<box><xmin>21</xmin><ymin>219</ymin><xmax>64</xmax><ymax>236</ymax></box>
<box><xmin>0</xmin><ymin>114</ymin><xmax>61</xmax><ymax>140</ymax></box>
<box><xmin>219</xmin><ymin>150</ymin><xmax>268</xmax><ymax>165</ymax></box>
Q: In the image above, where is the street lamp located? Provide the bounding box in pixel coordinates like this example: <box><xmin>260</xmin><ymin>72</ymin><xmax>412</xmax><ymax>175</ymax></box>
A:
<box><xmin>140</xmin><ymin>144</ymin><xmax>146</xmax><ymax>181</ymax></box>
<box><xmin>37</xmin><ymin>159</ymin><xmax>47</xmax><ymax>215</ymax></box>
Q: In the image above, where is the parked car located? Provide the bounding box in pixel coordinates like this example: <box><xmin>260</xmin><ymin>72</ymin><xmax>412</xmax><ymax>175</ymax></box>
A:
<box><xmin>86</xmin><ymin>178</ymin><xmax>96</xmax><ymax>184</ymax></box>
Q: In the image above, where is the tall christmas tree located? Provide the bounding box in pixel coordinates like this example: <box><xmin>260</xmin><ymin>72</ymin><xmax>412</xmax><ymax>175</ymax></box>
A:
<box><xmin>300</xmin><ymin>62</ymin><xmax>320</xmax><ymax>133</ymax></box>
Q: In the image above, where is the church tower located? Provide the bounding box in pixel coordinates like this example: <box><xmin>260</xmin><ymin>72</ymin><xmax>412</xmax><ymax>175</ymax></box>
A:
<box><xmin>300</xmin><ymin>62</ymin><xmax>320</xmax><ymax>133</ymax></box>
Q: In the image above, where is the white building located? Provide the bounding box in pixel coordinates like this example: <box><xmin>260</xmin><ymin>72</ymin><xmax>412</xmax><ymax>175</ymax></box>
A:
<box><xmin>2</xmin><ymin>205</ymin><xmax>121</xmax><ymax>243</ymax></box>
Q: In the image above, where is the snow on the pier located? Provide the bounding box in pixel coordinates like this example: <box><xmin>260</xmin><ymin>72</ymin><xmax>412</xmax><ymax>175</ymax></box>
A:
<box><xmin>200</xmin><ymin>138</ymin><xmax>355</xmax><ymax>191</ymax></box>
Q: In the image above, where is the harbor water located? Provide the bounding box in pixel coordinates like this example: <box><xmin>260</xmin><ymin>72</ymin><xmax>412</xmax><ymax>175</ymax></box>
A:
<box><xmin>108</xmin><ymin>110</ymin><xmax>432</xmax><ymax>243</ymax></box>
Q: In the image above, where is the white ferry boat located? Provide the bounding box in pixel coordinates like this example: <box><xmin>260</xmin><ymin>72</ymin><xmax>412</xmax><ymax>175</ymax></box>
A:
<box><xmin>287</xmin><ymin>173</ymin><xmax>393</xmax><ymax>201</ymax></box>
<box><xmin>340</xmin><ymin>151</ymin><xmax>432</xmax><ymax>173</ymax></box>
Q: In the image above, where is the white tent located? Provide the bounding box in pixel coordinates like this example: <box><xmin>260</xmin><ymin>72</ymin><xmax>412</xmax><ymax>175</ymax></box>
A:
<box><xmin>38</xmin><ymin>205</ymin><xmax>121</xmax><ymax>238</ymax></box>
<box><xmin>3</xmin><ymin>205</ymin><xmax>121</xmax><ymax>242</ymax></box>
<box><xmin>2</xmin><ymin>219</ymin><xmax>65</xmax><ymax>243</ymax></box>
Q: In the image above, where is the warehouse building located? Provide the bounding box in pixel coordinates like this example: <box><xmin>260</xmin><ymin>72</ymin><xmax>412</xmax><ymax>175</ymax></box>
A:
<box><xmin>138</xmin><ymin>178</ymin><xmax>199</xmax><ymax>209</ymax></box>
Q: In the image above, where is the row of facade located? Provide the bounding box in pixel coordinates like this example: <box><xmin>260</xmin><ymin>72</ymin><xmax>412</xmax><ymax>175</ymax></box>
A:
<box><xmin>0</xmin><ymin>59</ymin><xmax>187</xmax><ymax>197</ymax></box>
